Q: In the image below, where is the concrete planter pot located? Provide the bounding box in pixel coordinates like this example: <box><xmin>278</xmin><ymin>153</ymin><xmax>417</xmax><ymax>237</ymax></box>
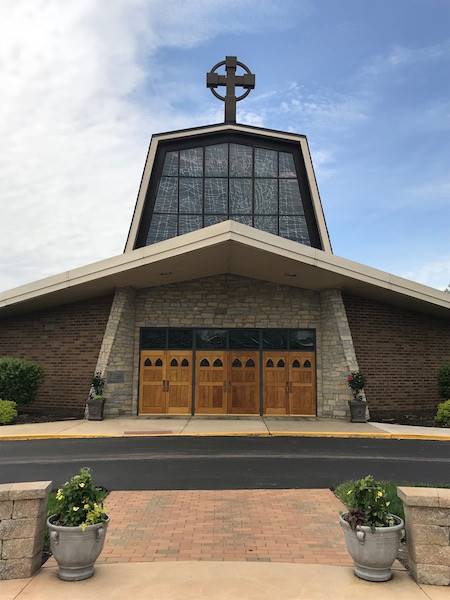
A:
<box><xmin>348</xmin><ymin>399</ymin><xmax>367</xmax><ymax>423</ymax></box>
<box><xmin>87</xmin><ymin>396</ymin><xmax>105</xmax><ymax>421</ymax></box>
<box><xmin>340</xmin><ymin>513</ymin><xmax>404</xmax><ymax>582</ymax></box>
<box><xmin>48</xmin><ymin>516</ymin><xmax>109</xmax><ymax>581</ymax></box>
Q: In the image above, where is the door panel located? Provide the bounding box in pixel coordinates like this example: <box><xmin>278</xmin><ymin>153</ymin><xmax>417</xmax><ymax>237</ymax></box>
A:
<box><xmin>166</xmin><ymin>351</ymin><xmax>192</xmax><ymax>414</ymax></box>
<box><xmin>263</xmin><ymin>352</ymin><xmax>289</xmax><ymax>415</ymax></box>
<box><xmin>228</xmin><ymin>351</ymin><xmax>259</xmax><ymax>414</ymax></box>
<box><xmin>139</xmin><ymin>351</ymin><xmax>166</xmax><ymax>414</ymax></box>
<box><xmin>195</xmin><ymin>351</ymin><xmax>227</xmax><ymax>414</ymax></box>
<box><xmin>289</xmin><ymin>352</ymin><xmax>316</xmax><ymax>415</ymax></box>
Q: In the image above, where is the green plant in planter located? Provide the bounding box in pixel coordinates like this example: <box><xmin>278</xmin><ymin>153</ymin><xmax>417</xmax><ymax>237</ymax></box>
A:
<box><xmin>0</xmin><ymin>400</ymin><xmax>17</xmax><ymax>425</ymax></box>
<box><xmin>342</xmin><ymin>475</ymin><xmax>395</xmax><ymax>531</ymax></box>
<box><xmin>91</xmin><ymin>371</ymin><xmax>105</xmax><ymax>398</ymax></box>
<box><xmin>52</xmin><ymin>467</ymin><xmax>107</xmax><ymax>530</ymax></box>
<box><xmin>436</xmin><ymin>399</ymin><xmax>450</xmax><ymax>427</ymax></box>
<box><xmin>347</xmin><ymin>371</ymin><xmax>366</xmax><ymax>400</ymax></box>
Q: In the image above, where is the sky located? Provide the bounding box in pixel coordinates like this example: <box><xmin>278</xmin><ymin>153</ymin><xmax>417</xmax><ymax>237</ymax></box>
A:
<box><xmin>0</xmin><ymin>0</ymin><xmax>449</xmax><ymax>293</ymax></box>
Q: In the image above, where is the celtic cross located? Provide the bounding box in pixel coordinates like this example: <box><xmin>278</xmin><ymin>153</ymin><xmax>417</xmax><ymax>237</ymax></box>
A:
<box><xmin>206</xmin><ymin>56</ymin><xmax>255</xmax><ymax>124</ymax></box>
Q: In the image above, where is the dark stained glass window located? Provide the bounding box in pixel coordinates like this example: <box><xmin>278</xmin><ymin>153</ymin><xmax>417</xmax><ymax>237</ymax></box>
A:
<box><xmin>229</xmin><ymin>329</ymin><xmax>259</xmax><ymax>349</ymax></box>
<box><xmin>196</xmin><ymin>329</ymin><xmax>226</xmax><ymax>349</ymax></box>
<box><xmin>179</xmin><ymin>178</ymin><xmax>202</xmax><ymax>213</ymax></box>
<box><xmin>255</xmin><ymin>179</ymin><xmax>277</xmax><ymax>214</ymax></box>
<box><xmin>141</xmin><ymin>329</ymin><xmax>166</xmax><ymax>349</ymax></box>
<box><xmin>179</xmin><ymin>214</ymin><xmax>202</xmax><ymax>235</ymax></box>
<box><xmin>153</xmin><ymin>178</ymin><xmax>178</xmax><ymax>213</ymax></box>
<box><xmin>255</xmin><ymin>148</ymin><xmax>277</xmax><ymax>177</ymax></box>
<box><xmin>289</xmin><ymin>329</ymin><xmax>315</xmax><ymax>351</ymax></box>
<box><xmin>262</xmin><ymin>329</ymin><xmax>288</xmax><ymax>349</ymax></box>
<box><xmin>146</xmin><ymin>142</ymin><xmax>311</xmax><ymax>245</ymax></box>
<box><xmin>205</xmin><ymin>144</ymin><xmax>228</xmax><ymax>176</ymax></box>
<box><xmin>162</xmin><ymin>151</ymin><xmax>178</xmax><ymax>176</ymax></box>
<box><xmin>230</xmin><ymin>179</ymin><xmax>252</xmax><ymax>213</ymax></box>
<box><xmin>230</xmin><ymin>143</ymin><xmax>252</xmax><ymax>176</ymax></box>
<box><xmin>168</xmin><ymin>329</ymin><xmax>193</xmax><ymax>348</ymax></box>
<box><xmin>205</xmin><ymin>178</ymin><xmax>228</xmax><ymax>213</ymax></box>
<box><xmin>179</xmin><ymin>148</ymin><xmax>202</xmax><ymax>176</ymax></box>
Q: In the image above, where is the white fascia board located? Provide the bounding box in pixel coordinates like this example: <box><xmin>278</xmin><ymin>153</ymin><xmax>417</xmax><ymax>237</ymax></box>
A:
<box><xmin>1</xmin><ymin>221</ymin><xmax>449</xmax><ymax>315</ymax></box>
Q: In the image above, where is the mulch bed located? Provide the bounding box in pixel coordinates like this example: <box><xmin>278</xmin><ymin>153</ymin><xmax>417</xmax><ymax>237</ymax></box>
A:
<box><xmin>15</xmin><ymin>413</ymin><xmax>80</xmax><ymax>424</ymax></box>
<box><xmin>369</xmin><ymin>410</ymin><xmax>441</xmax><ymax>427</ymax></box>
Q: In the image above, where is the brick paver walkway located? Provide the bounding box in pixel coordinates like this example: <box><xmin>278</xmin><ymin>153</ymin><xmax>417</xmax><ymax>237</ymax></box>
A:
<box><xmin>99</xmin><ymin>490</ymin><xmax>351</xmax><ymax>566</ymax></box>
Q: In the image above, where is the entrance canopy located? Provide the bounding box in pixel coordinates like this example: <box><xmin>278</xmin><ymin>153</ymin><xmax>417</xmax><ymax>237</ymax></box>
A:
<box><xmin>1</xmin><ymin>220</ymin><xmax>449</xmax><ymax>319</ymax></box>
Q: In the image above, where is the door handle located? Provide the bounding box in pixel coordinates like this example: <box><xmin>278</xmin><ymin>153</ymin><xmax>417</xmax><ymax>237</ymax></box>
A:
<box><xmin>285</xmin><ymin>382</ymin><xmax>289</xmax><ymax>393</ymax></box>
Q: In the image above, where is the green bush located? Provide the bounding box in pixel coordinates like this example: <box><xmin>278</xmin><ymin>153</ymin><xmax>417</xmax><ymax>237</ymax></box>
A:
<box><xmin>437</xmin><ymin>364</ymin><xmax>450</xmax><ymax>399</ymax></box>
<box><xmin>436</xmin><ymin>399</ymin><xmax>450</xmax><ymax>427</ymax></box>
<box><xmin>0</xmin><ymin>400</ymin><xmax>17</xmax><ymax>425</ymax></box>
<box><xmin>0</xmin><ymin>357</ymin><xmax>44</xmax><ymax>406</ymax></box>
<box><xmin>51</xmin><ymin>467</ymin><xmax>107</xmax><ymax>530</ymax></box>
<box><xmin>337</xmin><ymin>475</ymin><xmax>396</xmax><ymax>530</ymax></box>
<box><xmin>335</xmin><ymin>479</ymin><xmax>404</xmax><ymax>521</ymax></box>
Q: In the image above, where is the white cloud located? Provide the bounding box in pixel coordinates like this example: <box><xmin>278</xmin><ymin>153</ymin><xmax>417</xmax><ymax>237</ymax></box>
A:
<box><xmin>402</xmin><ymin>257</ymin><xmax>450</xmax><ymax>291</ymax></box>
<box><xmin>0</xmin><ymin>0</ymin><xmax>303</xmax><ymax>292</ymax></box>
<box><xmin>360</xmin><ymin>39</ymin><xmax>450</xmax><ymax>79</ymax></box>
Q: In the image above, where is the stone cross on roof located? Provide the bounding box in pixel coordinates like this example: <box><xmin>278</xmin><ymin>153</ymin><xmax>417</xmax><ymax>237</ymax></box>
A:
<box><xmin>206</xmin><ymin>56</ymin><xmax>255</xmax><ymax>124</ymax></box>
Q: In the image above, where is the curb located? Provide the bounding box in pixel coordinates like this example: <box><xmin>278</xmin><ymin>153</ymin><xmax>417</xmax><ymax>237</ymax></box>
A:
<box><xmin>0</xmin><ymin>431</ymin><xmax>449</xmax><ymax>441</ymax></box>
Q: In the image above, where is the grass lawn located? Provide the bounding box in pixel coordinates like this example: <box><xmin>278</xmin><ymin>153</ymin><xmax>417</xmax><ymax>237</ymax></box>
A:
<box><xmin>334</xmin><ymin>480</ymin><xmax>450</xmax><ymax>520</ymax></box>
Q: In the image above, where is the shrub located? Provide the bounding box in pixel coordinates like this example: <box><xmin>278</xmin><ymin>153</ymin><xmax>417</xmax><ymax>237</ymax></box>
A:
<box><xmin>338</xmin><ymin>475</ymin><xmax>396</xmax><ymax>531</ymax></box>
<box><xmin>347</xmin><ymin>370</ymin><xmax>366</xmax><ymax>399</ymax></box>
<box><xmin>91</xmin><ymin>371</ymin><xmax>105</xmax><ymax>397</ymax></box>
<box><xmin>51</xmin><ymin>467</ymin><xmax>107</xmax><ymax>530</ymax></box>
<box><xmin>0</xmin><ymin>400</ymin><xmax>17</xmax><ymax>425</ymax></box>
<box><xmin>0</xmin><ymin>357</ymin><xmax>44</xmax><ymax>406</ymax></box>
<box><xmin>437</xmin><ymin>364</ymin><xmax>450</xmax><ymax>399</ymax></box>
<box><xmin>436</xmin><ymin>399</ymin><xmax>450</xmax><ymax>427</ymax></box>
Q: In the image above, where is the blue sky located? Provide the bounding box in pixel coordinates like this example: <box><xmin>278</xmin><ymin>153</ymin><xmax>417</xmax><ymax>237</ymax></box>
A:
<box><xmin>0</xmin><ymin>0</ymin><xmax>449</xmax><ymax>291</ymax></box>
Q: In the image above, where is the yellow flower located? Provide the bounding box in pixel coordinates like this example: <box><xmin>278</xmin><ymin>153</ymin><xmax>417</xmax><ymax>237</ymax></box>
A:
<box><xmin>79</xmin><ymin>482</ymin><xmax>85</xmax><ymax>488</ymax></box>
<box><xmin>346</xmin><ymin>490</ymin><xmax>352</xmax><ymax>495</ymax></box>
<box><xmin>73</xmin><ymin>506</ymin><xmax>80</xmax><ymax>511</ymax></box>
<box><xmin>84</xmin><ymin>504</ymin><xmax>90</xmax><ymax>510</ymax></box>
<box><xmin>377</xmin><ymin>491</ymin><xmax>383</xmax><ymax>497</ymax></box>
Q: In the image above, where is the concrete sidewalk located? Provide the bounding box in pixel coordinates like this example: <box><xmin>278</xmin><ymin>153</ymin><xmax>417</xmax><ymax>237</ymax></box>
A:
<box><xmin>1</xmin><ymin>562</ymin><xmax>447</xmax><ymax>600</ymax></box>
<box><xmin>0</xmin><ymin>416</ymin><xmax>449</xmax><ymax>441</ymax></box>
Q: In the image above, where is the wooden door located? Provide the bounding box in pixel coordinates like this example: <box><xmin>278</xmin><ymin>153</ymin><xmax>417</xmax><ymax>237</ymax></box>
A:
<box><xmin>139</xmin><ymin>351</ymin><xmax>166</xmax><ymax>414</ymax></box>
<box><xmin>166</xmin><ymin>350</ymin><xmax>192</xmax><ymax>414</ymax></box>
<box><xmin>195</xmin><ymin>351</ymin><xmax>227</xmax><ymax>414</ymax></box>
<box><xmin>228</xmin><ymin>351</ymin><xmax>259</xmax><ymax>414</ymax></box>
<box><xmin>263</xmin><ymin>352</ymin><xmax>289</xmax><ymax>415</ymax></box>
<box><xmin>289</xmin><ymin>352</ymin><xmax>316</xmax><ymax>415</ymax></box>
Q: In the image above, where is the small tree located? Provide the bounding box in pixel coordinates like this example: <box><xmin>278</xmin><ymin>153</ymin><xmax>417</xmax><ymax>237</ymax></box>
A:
<box><xmin>90</xmin><ymin>371</ymin><xmax>105</xmax><ymax>398</ymax></box>
<box><xmin>347</xmin><ymin>370</ymin><xmax>366</xmax><ymax>401</ymax></box>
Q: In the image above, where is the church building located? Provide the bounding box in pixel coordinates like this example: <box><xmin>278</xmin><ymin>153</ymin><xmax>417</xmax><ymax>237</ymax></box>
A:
<box><xmin>1</xmin><ymin>57</ymin><xmax>449</xmax><ymax>421</ymax></box>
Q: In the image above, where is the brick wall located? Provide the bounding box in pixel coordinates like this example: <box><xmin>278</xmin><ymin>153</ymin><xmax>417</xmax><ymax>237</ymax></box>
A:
<box><xmin>0</xmin><ymin>296</ymin><xmax>112</xmax><ymax>416</ymax></box>
<box><xmin>343</xmin><ymin>293</ymin><xmax>450</xmax><ymax>418</ymax></box>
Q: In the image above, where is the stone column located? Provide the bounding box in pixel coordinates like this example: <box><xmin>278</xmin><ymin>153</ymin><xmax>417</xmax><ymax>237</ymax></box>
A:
<box><xmin>397</xmin><ymin>486</ymin><xmax>450</xmax><ymax>586</ymax></box>
<box><xmin>0</xmin><ymin>481</ymin><xmax>51</xmax><ymax>580</ymax></box>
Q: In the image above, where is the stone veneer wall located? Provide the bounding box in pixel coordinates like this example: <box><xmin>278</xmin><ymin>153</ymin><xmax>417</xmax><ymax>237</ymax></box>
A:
<box><xmin>101</xmin><ymin>275</ymin><xmax>358</xmax><ymax>418</ymax></box>
<box><xmin>398</xmin><ymin>486</ymin><xmax>450</xmax><ymax>586</ymax></box>
<box><xmin>0</xmin><ymin>296</ymin><xmax>113</xmax><ymax>416</ymax></box>
<box><xmin>0</xmin><ymin>481</ymin><xmax>51</xmax><ymax>580</ymax></box>
<box><xmin>344</xmin><ymin>293</ymin><xmax>450</xmax><ymax>419</ymax></box>
<box><xmin>320</xmin><ymin>290</ymin><xmax>365</xmax><ymax>418</ymax></box>
<box><xmin>95</xmin><ymin>288</ymin><xmax>136</xmax><ymax>417</ymax></box>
